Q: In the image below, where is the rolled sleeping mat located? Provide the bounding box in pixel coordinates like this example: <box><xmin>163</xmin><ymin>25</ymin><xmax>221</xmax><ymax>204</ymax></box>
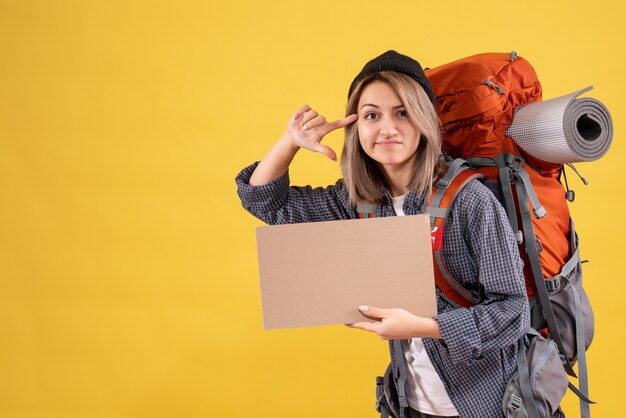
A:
<box><xmin>506</xmin><ymin>86</ymin><xmax>613</xmax><ymax>164</ymax></box>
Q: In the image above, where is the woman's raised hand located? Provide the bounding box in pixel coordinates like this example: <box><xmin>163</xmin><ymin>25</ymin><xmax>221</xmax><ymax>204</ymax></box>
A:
<box><xmin>287</xmin><ymin>105</ymin><xmax>358</xmax><ymax>161</ymax></box>
<box><xmin>249</xmin><ymin>105</ymin><xmax>357</xmax><ymax>186</ymax></box>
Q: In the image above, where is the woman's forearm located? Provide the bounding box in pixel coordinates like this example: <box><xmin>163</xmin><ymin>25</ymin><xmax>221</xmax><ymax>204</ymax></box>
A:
<box><xmin>249</xmin><ymin>133</ymin><xmax>300</xmax><ymax>186</ymax></box>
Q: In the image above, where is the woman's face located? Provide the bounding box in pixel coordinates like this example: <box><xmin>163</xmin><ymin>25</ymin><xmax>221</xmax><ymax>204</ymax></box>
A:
<box><xmin>356</xmin><ymin>81</ymin><xmax>420</xmax><ymax>176</ymax></box>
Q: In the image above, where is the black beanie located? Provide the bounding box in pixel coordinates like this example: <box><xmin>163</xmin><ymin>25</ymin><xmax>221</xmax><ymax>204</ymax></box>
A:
<box><xmin>348</xmin><ymin>50</ymin><xmax>436</xmax><ymax>105</ymax></box>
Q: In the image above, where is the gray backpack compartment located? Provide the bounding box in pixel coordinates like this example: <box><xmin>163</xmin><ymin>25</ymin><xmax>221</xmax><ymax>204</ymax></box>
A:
<box><xmin>530</xmin><ymin>224</ymin><xmax>594</xmax><ymax>364</ymax></box>
<box><xmin>503</xmin><ymin>332</ymin><xmax>569</xmax><ymax>418</ymax></box>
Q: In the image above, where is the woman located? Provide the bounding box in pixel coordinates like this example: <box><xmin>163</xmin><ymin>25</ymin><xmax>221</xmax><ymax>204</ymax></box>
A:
<box><xmin>236</xmin><ymin>50</ymin><xmax>530</xmax><ymax>418</ymax></box>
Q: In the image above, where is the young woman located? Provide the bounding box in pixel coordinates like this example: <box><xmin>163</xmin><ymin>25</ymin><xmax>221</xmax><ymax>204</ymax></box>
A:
<box><xmin>236</xmin><ymin>51</ymin><xmax>530</xmax><ymax>418</ymax></box>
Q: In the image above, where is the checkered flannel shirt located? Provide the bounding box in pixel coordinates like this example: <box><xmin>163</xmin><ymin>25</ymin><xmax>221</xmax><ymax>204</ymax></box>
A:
<box><xmin>236</xmin><ymin>162</ymin><xmax>532</xmax><ymax>418</ymax></box>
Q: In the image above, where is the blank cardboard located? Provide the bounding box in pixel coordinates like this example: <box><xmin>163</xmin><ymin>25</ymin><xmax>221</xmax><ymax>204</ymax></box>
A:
<box><xmin>255</xmin><ymin>214</ymin><xmax>436</xmax><ymax>330</ymax></box>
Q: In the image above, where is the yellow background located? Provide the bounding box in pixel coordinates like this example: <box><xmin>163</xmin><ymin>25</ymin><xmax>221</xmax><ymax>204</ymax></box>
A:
<box><xmin>1</xmin><ymin>0</ymin><xmax>624</xmax><ymax>417</ymax></box>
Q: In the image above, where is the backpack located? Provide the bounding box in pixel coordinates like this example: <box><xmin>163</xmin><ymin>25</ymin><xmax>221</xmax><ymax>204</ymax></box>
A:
<box><xmin>361</xmin><ymin>51</ymin><xmax>605</xmax><ymax>418</ymax></box>
<box><xmin>427</xmin><ymin>51</ymin><xmax>598</xmax><ymax>416</ymax></box>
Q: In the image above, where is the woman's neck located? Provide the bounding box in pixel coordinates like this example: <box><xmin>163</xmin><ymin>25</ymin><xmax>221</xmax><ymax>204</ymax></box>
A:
<box><xmin>381</xmin><ymin>163</ymin><xmax>412</xmax><ymax>197</ymax></box>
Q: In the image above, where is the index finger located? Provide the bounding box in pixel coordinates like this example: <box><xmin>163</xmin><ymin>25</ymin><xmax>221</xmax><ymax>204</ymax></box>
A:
<box><xmin>325</xmin><ymin>113</ymin><xmax>358</xmax><ymax>132</ymax></box>
<box><xmin>346</xmin><ymin>321</ymin><xmax>379</xmax><ymax>333</ymax></box>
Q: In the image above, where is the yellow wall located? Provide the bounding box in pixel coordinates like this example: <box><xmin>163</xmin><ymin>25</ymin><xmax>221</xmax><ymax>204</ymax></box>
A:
<box><xmin>1</xmin><ymin>0</ymin><xmax>623</xmax><ymax>417</ymax></box>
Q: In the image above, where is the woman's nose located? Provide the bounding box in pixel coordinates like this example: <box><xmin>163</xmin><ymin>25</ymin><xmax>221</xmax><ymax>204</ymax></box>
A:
<box><xmin>380</xmin><ymin>116</ymin><xmax>398</xmax><ymax>137</ymax></box>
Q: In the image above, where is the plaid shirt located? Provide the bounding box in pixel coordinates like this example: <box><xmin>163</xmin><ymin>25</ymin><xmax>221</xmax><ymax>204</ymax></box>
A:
<box><xmin>236</xmin><ymin>162</ymin><xmax>532</xmax><ymax>418</ymax></box>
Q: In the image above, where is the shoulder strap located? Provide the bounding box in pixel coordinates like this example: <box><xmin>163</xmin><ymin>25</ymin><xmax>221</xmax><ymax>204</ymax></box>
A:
<box><xmin>426</xmin><ymin>160</ymin><xmax>484</xmax><ymax>308</ymax></box>
<box><xmin>356</xmin><ymin>202</ymin><xmax>376</xmax><ymax>218</ymax></box>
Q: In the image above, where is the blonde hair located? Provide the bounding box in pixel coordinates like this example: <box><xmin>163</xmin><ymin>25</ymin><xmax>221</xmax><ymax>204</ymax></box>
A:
<box><xmin>341</xmin><ymin>71</ymin><xmax>446</xmax><ymax>204</ymax></box>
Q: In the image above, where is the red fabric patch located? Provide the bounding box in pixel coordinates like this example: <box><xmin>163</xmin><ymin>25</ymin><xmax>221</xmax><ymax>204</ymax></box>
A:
<box><xmin>430</xmin><ymin>226</ymin><xmax>444</xmax><ymax>251</ymax></box>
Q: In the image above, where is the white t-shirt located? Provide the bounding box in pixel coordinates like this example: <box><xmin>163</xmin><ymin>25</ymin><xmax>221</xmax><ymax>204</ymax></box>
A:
<box><xmin>391</xmin><ymin>194</ymin><xmax>459</xmax><ymax>416</ymax></box>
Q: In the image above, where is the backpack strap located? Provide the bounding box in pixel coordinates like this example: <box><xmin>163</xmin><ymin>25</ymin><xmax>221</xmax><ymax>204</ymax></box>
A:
<box><xmin>391</xmin><ymin>339</ymin><xmax>409</xmax><ymax>409</ymax></box>
<box><xmin>514</xmin><ymin>173</ymin><xmax>574</xmax><ymax>376</ymax></box>
<box><xmin>516</xmin><ymin>330</ymin><xmax>542</xmax><ymax>418</ymax></box>
<box><xmin>426</xmin><ymin>160</ymin><xmax>484</xmax><ymax>308</ymax></box>
<box><xmin>558</xmin><ymin>222</ymin><xmax>595</xmax><ymax>415</ymax></box>
<box><xmin>375</xmin><ymin>366</ymin><xmax>393</xmax><ymax>418</ymax></box>
<box><xmin>356</xmin><ymin>202</ymin><xmax>377</xmax><ymax>219</ymax></box>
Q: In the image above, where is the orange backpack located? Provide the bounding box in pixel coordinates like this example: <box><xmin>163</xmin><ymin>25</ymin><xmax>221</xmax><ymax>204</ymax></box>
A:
<box><xmin>426</xmin><ymin>51</ymin><xmax>594</xmax><ymax>417</ymax></box>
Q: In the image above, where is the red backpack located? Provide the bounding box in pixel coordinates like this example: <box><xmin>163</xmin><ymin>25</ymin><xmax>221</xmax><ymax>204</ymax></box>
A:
<box><xmin>428</xmin><ymin>51</ymin><xmax>595</xmax><ymax>417</ymax></box>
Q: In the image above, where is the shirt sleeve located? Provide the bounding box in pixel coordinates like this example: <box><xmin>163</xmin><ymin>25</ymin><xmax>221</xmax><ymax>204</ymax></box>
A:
<box><xmin>434</xmin><ymin>180</ymin><xmax>530</xmax><ymax>366</ymax></box>
<box><xmin>235</xmin><ymin>162</ymin><xmax>353</xmax><ymax>225</ymax></box>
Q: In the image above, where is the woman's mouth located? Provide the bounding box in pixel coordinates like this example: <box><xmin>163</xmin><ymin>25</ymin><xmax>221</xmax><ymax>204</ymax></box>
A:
<box><xmin>376</xmin><ymin>140</ymin><xmax>402</xmax><ymax>146</ymax></box>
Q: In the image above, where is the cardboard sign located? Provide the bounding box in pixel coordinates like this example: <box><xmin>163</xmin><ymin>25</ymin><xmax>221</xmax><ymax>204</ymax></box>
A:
<box><xmin>256</xmin><ymin>214</ymin><xmax>436</xmax><ymax>330</ymax></box>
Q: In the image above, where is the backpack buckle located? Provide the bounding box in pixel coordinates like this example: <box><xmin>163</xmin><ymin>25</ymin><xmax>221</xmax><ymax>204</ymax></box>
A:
<box><xmin>509</xmin><ymin>394</ymin><xmax>522</xmax><ymax>411</ymax></box>
<box><xmin>498</xmin><ymin>153</ymin><xmax>525</xmax><ymax>172</ymax></box>
<box><xmin>545</xmin><ymin>277</ymin><xmax>562</xmax><ymax>291</ymax></box>
<box><xmin>535</xmin><ymin>239</ymin><xmax>544</xmax><ymax>253</ymax></box>
<box><xmin>436</xmin><ymin>178</ymin><xmax>451</xmax><ymax>190</ymax></box>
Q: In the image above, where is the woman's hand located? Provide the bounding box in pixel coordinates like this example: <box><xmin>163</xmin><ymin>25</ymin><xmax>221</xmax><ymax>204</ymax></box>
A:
<box><xmin>286</xmin><ymin>104</ymin><xmax>358</xmax><ymax>161</ymax></box>
<box><xmin>347</xmin><ymin>306</ymin><xmax>443</xmax><ymax>340</ymax></box>
<box><xmin>249</xmin><ymin>105</ymin><xmax>357</xmax><ymax>186</ymax></box>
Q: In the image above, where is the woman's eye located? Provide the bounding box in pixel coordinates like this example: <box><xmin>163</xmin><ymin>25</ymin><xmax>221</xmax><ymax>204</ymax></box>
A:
<box><xmin>364</xmin><ymin>113</ymin><xmax>377</xmax><ymax>120</ymax></box>
<box><xmin>397</xmin><ymin>110</ymin><xmax>409</xmax><ymax>118</ymax></box>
